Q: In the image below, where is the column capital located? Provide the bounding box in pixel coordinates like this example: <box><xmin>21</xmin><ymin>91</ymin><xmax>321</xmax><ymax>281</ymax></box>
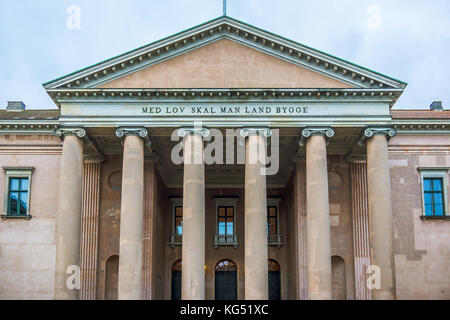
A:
<box><xmin>83</xmin><ymin>155</ymin><xmax>105</xmax><ymax>164</ymax></box>
<box><xmin>115</xmin><ymin>127</ymin><xmax>148</xmax><ymax>139</ymax></box>
<box><xmin>54</xmin><ymin>127</ymin><xmax>87</xmax><ymax>139</ymax></box>
<box><xmin>346</xmin><ymin>153</ymin><xmax>367</xmax><ymax>163</ymax></box>
<box><xmin>358</xmin><ymin>127</ymin><xmax>397</xmax><ymax>146</ymax></box>
<box><xmin>178</xmin><ymin>127</ymin><xmax>210</xmax><ymax>138</ymax></box>
<box><xmin>299</xmin><ymin>127</ymin><xmax>334</xmax><ymax>147</ymax></box>
<box><xmin>239</xmin><ymin>127</ymin><xmax>272</xmax><ymax>138</ymax></box>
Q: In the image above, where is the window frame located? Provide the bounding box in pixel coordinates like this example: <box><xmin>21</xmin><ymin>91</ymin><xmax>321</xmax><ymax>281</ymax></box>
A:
<box><xmin>2</xmin><ymin>167</ymin><xmax>34</xmax><ymax>220</ymax></box>
<box><xmin>169</xmin><ymin>197</ymin><xmax>183</xmax><ymax>247</ymax></box>
<box><xmin>419</xmin><ymin>169</ymin><xmax>449</xmax><ymax>220</ymax></box>
<box><xmin>213</xmin><ymin>197</ymin><xmax>239</xmax><ymax>248</ymax></box>
<box><xmin>267</xmin><ymin>197</ymin><xmax>283</xmax><ymax>247</ymax></box>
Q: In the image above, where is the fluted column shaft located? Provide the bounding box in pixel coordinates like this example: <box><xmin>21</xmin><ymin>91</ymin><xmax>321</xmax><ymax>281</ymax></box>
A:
<box><xmin>303</xmin><ymin>128</ymin><xmax>334</xmax><ymax>300</ymax></box>
<box><xmin>182</xmin><ymin>132</ymin><xmax>206</xmax><ymax>300</ymax></box>
<box><xmin>80</xmin><ymin>159</ymin><xmax>102</xmax><ymax>300</ymax></box>
<box><xmin>117</xmin><ymin>130</ymin><xmax>146</xmax><ymax>300</ymax></box>
<box><xmin>54</xmin><ymin>130</ymin><xmax>85</xmax><ymax>300</ymax></box>
<box><xmin>366</xmin><ymin>130</ymin><xmax>396</xmax><ymax>300</ymax></box>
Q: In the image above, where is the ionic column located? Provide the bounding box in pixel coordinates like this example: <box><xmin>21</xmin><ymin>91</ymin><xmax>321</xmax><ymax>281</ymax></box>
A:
<box><xmin>300</xmin><ymin>127</ymin><xmax>334</xmax><ymax>300</ymax></box>
<box><xmin>53</xmin><ymin>128</ymin><xmax>86</xmax><ymax>300</ymax></box>
<box><xmin>361</xmin><ymin>128</ymin><xmax>397</xmax><ymax>300</ymax></box>
<box><xmin>115</xmin><ymin>128</ymin><xmax>148</xmax><ymax>300</ymax></box>
<box><xmin>179</xmin><ymin>127</ymin><xmax>209</xmax><ymax>300</ymax></box>
<box><xmin>240</xmin><ymin>128</ymin><xmax>271</xmax><ymax>300</ymax></box>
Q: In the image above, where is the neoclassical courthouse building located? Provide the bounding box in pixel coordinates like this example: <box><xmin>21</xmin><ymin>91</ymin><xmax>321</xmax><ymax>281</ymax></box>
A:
<box><xmin>0</xmin><ymin>16</ymin><xmax>449</xmax><ymax>300</ymax></box>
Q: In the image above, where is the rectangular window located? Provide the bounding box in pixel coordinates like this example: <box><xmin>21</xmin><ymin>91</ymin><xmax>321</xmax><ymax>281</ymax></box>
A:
<box><xmin>218</xmin><ymin>206</ymin><xmax>234</xmax><ymax>236</ymax></box>
<box><xmin>8</xmin><ymin>177</ymin><xmax>29</xmax><ymax>216</ymax></box>
<box><xmin>267</xmin><ymin>206</ymin><xmax>278</xmax><ymax>235</ymax></box>
<box><xmin>2</xmin><ymin>167</ymin><xmax>34</xmax><ymax>219</ymax></box>
<box><xmin>423</xmin><ymin>178</ymin><xmax>445</xmax><ymax>216</ymax></box>
<box><xmin>419</xmin><ymin>169</ymin><xmax>449</xmax><ymax>219</ymax></box>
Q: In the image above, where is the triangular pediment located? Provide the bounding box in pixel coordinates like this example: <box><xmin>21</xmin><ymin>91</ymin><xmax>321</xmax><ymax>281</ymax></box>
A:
<box><xmin>44</xmin><ymin>16</ymin><xmax>407</xmax><ymax>91</ymax></box>
<box><xmin>98</xmin><ymin>39</ymin><xmax>352</xmax><ymax>89</ymax></box>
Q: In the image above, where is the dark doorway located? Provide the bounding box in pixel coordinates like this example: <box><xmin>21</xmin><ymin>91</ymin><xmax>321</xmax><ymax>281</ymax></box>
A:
<box><xmin>215</xmin><ymin>260</ymin><xmax>237</xmax><ymax>300</ymax></box>
<box><xmin>171</xmin><ymin>260</ymin><xmax>182</xmax><ymax>300</ymax></box>
<box><xmin>268</xmin><ymin>259</ymin><xmax>281</xmax><ymax>300</ymax></box>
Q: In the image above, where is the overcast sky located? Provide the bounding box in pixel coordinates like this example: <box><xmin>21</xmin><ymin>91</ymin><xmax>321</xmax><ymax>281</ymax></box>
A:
<box><xmin>1</xmin><ymin>0</ymin><xmax>449</xmax><ymax>110</ymax></box>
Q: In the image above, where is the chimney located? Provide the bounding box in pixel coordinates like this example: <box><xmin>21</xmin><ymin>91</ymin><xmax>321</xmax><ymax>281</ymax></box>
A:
<box><xmin>430</xmin><ymin>101</ymin><xmax>443</xmax><ymax>111</ymax></box>
<box><xmin>7</xmin><ymin>101</ymin><xmax>26</xmax><ymax>111</ymax></box>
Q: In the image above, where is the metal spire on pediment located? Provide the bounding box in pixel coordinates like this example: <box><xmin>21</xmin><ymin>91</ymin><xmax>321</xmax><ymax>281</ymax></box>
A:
<box><xmin>223</xmin><ymin>0</ymin><xmax>227</xmax><ymax>16</ymax></box>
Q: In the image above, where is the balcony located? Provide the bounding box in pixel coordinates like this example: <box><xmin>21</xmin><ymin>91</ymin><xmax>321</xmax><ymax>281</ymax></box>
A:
<box><xmin>268</xmin><ymin>234</ymin><xmax>283</xmax><ymax>248</ymax></box>
<box><xmin>213</xmin><ymin>234</ymin><xmax>239</xmax><ymax>248</ymax></box>
<box><xmin>169</xmin><ymin>234</ymin><xmax>182</xmax><ymax>247</ymax></box>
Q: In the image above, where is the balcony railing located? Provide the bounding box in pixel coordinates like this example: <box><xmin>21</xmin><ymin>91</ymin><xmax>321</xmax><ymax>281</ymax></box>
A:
<box><xmin>213</xmin><ymin>234</ymin><xmax>239</xmax><ymax>248</ymax></box>
<box><xmin>268</xmin><ymin>234</ymin><xmax>283</xmax><ymax>248</ymax></box>
<box><xmin>170</xmin><ymin>234</ymin><xmax>282</xmax><ymax>248</ymax></box>
<box><xmin>169</xmin><ymin>234</ymin><xmax>182</xmax><ymax>247</ymax></box>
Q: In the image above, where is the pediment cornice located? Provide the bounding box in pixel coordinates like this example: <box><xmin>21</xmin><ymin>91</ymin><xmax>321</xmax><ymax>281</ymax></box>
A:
<box><xmin>43</xmin><ymin>16</ymin><xmax>407</xmax><ymax>93</ymax></box>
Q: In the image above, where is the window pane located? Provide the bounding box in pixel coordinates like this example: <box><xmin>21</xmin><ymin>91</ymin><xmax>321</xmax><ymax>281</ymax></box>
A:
<box><xmin>19</xmin><ymin>192</ymin><xmax>28</xmax><ymax>215</ymax></box>
<box><xmin>434</xmin><ymin>193</ymin><xmax>443</xmax><ymax>205</ymax></box>
<box><xmin>432</xmin><ymin>179</ymin><xmax>443</xmax><ymax>191</ymax></box>
<box><xmin>424</xmin><ymin>193</ymin><xmax>433</xmax><ymax>206</ymax></box>
<box><xmin>425</xmin><ymin>204</ymin><xmax>433</xmax><ymax>216</ymax></box>
<box><xmin>20</xmin><ymin>178</ymin><xmax>29</xmax><ymax>191</ymax></box>
<box><xmin>269</xmin><ymin>207</ymin><xmax>277</xmax><ymax>217</ymax></box>
<box><xmin>227</xmin><ymin>207</ymin><xmax>233</xmax><ymax>217</ymax></box>
<box><xmin>176</xmin><ymin>217</ymin><xmax>183</xmax><ymax>235</ymax></box>
<box><xmin>423</xmin><ymin>179</ymin><xmax>432</xmax><ymax>191</ymax></box>
<box><xmin>226</xmin><ymin>222</ymin><xmax>233</xmax><ymax>235</ymax></box>
<box><xmin>268</xmin><ymin>217</ymin><xmax>277</xmax><ymax>235</ymax></box>
<box><xmin>434</xmin><ymin>205</ymin><xmax>444</xmax><ymax>216</ymax></box>
<box><xmin>219</xmin><ymin>207</ymin><xmax>226</xmax><ymax>217</ymax></box>
<box><xmin>10</xmin><ymin>178</ymin><xmax>20</xmax><ymax>191</ymax></box>
<box><xmin>175</xmin><ymin>207</ymin><xmax>183</xmax><ymax>217</ymax></box>
<box><xmin>218</xmin><ymin>222</ymin><xmax>226</xmax><ymax>235</ymax></box>
<box><xmin>9</xmin><ymin>192</ymin><xmax>19</xmax><ymax>215</ymax></box>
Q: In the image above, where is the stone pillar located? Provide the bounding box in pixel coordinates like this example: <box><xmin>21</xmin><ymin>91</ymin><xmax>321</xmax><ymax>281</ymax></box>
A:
<box><xmin>240</xmin><ymin>128</ymin><xmax>271</xmax><ymax>300</ymax></box>
<box><xmin>54</xmin><ymin>128</ymin><xmax>86</xmax><ymax>300</ymax></box>
<box><xmin>362</xmin><ymin>128</ymin><xmax>397</xmax><ymax>300</ymax></box>
<box><xmin>348</xmin><ymin>156</ymin><xmax>372</xmax><ymax>300</ymax></box>
<box><xmin>115</xmin><ymin>128</ymin><xmax>147</xmax><ymax>300</ymax></box>
<box><xmin>179</xmin><ymin>127</ymin><xmax>209</xmax><ymax>300</ymax></box>
<box><xmin>301</xmin><ymin>127</ymin><xmax>334</xmax><ymax>300</ymax></box>
<box><xmin>80</xmin><ymin>157</ymin><xmax>103</xmax><ymax>300</ymax></box>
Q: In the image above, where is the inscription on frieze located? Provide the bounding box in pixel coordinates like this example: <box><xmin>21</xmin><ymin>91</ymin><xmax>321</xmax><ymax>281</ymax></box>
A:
<box><xmin>141</xmin><ymin>105</ymin><xmax>309</xmax><ymax>116</ymax></box>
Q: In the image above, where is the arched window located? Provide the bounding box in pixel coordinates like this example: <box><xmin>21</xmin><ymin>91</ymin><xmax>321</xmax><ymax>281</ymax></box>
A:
<box><xmin>215</xmin><ymin>259</ymin><xmax>237</xmax><ymax>272</ymax></box>
<box><xmin>215</xmin><ymin>259</ymin><xmax>237</xmax><ymax>300</ymax></box>
<box><xmin>268</xmin><ymin>259</ymin><xmax>281</xmax><ymax>300</ymax></box>
<box><xmin>171</xmin><ymin>260</ymin><xmax>182</xmax><ymax>300</ymax></box>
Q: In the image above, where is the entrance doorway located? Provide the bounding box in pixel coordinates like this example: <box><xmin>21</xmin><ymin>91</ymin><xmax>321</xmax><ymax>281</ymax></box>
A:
<box><xmin>171</xmin><ymin>260</ymin><xmax>182</xmax><ymax>300</ymax></box>
<box><xmin>268</xmin><ymin>259</ymin><xmax>281</xmax><ymax>300</ymax></box>
<box><xmin>215</xmin><ymin>259</ymin><xmax>237</xmax><ymax>300</ymax></box>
